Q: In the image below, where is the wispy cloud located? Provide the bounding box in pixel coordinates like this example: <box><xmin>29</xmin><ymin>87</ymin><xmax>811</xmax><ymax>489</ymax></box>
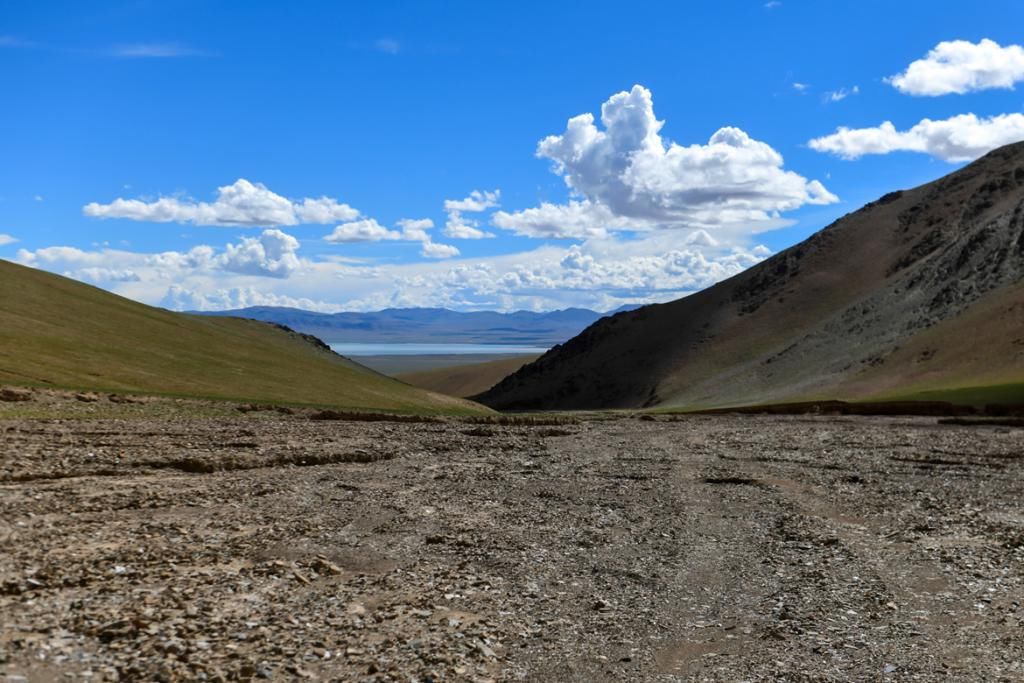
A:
<box><xmin>824</xmin><ymin>85</ymin><xmax>859</xmax><ymax>102</ymax></box>
<box><xmin>1</xmin><ymin>36</ymin><xmax>214</xmax><ymax>58</ymax></box>
<box><xmin>373</xmin><ymin>38</ymin><xmax>401</xmax><ymax>55</ymax></box>
<box><xmin>0</xmin><ymin>35</ymin><xmax>38</xmax><ymax>48</ymax></box>
<box><xmin>348</xmin><ymin>38</ymin><xmax>404</xmax><ymax>55</ymax></box>
<box><xmin>110</xmin><ymin>42</ymin><xmax>215</xmax><ymax>58</ymax></box>
<box><xmin>792</xmin><ymin>82</ymin><xmax>809</xmax><ymax>93</ymax></box>
<box><xmin>764</xmin><ymin>1</ymin><xmax>782</xmax><ymax>8</ymax></box>
<box><xmin>0</xmin><ymin>234</ymin><xmax>18</xmax><ymax>246</ymax></box>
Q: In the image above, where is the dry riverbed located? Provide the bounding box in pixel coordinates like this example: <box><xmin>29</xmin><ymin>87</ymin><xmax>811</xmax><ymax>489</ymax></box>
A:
<box><xmin>1</xmin><ymin>389</ymin><xmax>1022</xmax><ymax>681</ymax></box>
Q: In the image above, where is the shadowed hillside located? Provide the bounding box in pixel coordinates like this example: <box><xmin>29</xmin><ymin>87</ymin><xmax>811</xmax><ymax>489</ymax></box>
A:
<box><xmin>0</xmin><ymin>259</ymin><xmax>486</xmax><ymax>414</ymax></box>
<box><xmin>477</xmin><ymin>142</ymin><xmax>1024</xmax><ymax>411</ymax></box>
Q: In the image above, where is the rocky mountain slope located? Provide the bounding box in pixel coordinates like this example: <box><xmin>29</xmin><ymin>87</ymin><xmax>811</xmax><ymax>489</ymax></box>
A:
<box><xmin>477</xmin><ymin>142</ymin><xmax>1024</xmax><ymax>410</ymax></box>
<box><xmin>0</xmin><ymin>259</ymin><xmax>484</xmax><ymax>413</ymax></box>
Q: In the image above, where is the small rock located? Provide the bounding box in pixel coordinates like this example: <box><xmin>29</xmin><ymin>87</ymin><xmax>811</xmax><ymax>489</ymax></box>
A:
<box><xmin>474</xmin><ymin>640</ymin><xmax>496</xmax><ymax>658</ymax></box>
<box><xmin>0</xmin><ymin>388</ymin><xmax>32</xmax><ymax>402</ymax></box>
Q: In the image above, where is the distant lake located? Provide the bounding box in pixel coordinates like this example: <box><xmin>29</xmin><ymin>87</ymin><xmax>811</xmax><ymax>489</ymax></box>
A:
<box><xmin>329</xmin><ymin>342</ymin><xmax>550</xmax><ymax>356</ymax></box>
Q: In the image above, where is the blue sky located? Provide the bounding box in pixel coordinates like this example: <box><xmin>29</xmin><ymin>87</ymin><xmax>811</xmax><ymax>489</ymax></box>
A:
<box><xmin>4</xmin><ymin>1</ymin><xmax>1024</xmax><ymax>312</ymax></box>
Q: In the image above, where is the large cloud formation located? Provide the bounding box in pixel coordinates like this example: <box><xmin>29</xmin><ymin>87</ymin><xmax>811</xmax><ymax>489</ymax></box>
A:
<box><xmin>887</xmin><ymin>39</ymin><xmax>1024</xmax><ymax>96</ymax></box>
<box><xmin>19</xmin><ymin>228</ymin><xmax>303</xmax><ymax>281</ymax></box>
<box><xmin>83</xmin><ymin>179</ymin><xmax>461</xmax><ymax>259</ymax></box>
<box><xmin>84</xmin><ymin>179</ymin><xmax>360</xmax><ymax>227</ymax></box>
<box><xmin>16</xmin><ymin>229</ymin><xmax>773</xmax><ymax>314</ymax></box>
<box><xmin>493</xmin><ymin>85</ymin><xmax>836</xmax><ymax>238</ymax></box>
<box><xmin>809</xmin><ymin>113</ymin><xmax>1024</xmax><ymax>162</ymax></box>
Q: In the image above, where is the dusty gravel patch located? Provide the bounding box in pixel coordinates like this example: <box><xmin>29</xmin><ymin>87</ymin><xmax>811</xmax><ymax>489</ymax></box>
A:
<box><xmin>1</xmin><ymin>396</ymin><xmax>1022</xmax><ymax>681</ymax></box>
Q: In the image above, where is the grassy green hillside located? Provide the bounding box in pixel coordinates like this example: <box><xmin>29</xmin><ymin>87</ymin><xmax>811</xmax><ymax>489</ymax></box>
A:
<box><xmin>0</xmin><ymin>260</ymin><xmax>487</xmax><ymax>414</ymax></box>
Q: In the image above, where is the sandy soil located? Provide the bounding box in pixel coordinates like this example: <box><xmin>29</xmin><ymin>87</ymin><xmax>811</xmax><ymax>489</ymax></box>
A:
<box><xmin>1</xmin><ymin>391</ymin><xmax>1022</xmax><ymax>682</ymax></box>
<box><xmin>397</xmin><ymin>357</ymin><xmax>539</xmax><ymax>398</ymax></box>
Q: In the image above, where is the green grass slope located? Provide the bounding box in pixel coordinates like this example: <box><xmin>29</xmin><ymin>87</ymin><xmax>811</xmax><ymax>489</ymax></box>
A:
<box><xmin>0</xmin><ymin>260</ymin><xmax>487</xmax><ymax>414</ymax></box>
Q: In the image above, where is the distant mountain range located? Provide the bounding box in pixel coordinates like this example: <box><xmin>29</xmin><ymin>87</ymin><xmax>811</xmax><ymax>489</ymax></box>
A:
<box><xmin>477</xmin><ymin>141</ymin><xmax>1024</xmax><ymax>410</ymax></box>
<box><xmin>192</xmin><ymin>306</ymin><xmax>637</xmax><ymax>345</ymax></box>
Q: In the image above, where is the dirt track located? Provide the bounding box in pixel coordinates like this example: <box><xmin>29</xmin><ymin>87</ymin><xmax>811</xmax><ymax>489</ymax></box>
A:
<box><xmin>1</xmin><ymin>393</ymin><xmax>1022</xmax><ymax>681</ymax></box>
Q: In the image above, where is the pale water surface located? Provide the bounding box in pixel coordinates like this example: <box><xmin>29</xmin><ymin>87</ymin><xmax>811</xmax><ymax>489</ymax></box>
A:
<box><xmin>329</xmin><ymin>342</ymin><xmax>550</xmax><ymax>356</ymax></box>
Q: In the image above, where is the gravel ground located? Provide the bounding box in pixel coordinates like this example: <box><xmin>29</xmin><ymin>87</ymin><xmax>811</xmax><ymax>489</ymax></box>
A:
<box><xmin>1</xmin><ymin>390</ymin><xmax>1022</xmax><ymax>682</ymax></box>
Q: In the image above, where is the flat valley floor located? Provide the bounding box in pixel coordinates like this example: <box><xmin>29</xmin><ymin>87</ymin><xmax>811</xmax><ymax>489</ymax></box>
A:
<box><xmin>1</xmin><ymin>392</ymin><xmax>1022</xmax><ymax>682</ymax></box>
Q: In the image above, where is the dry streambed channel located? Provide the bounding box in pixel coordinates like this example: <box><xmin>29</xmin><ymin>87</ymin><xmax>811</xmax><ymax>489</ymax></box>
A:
<box><xmin>1</xmin><ymin>395</ymin><xmax>1022</xmax><ymax>681</ymax></box>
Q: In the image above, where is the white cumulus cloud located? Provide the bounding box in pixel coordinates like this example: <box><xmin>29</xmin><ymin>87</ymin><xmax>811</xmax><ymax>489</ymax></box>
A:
<box><xmin>293</xmin><ymin>197</ymin><xmax>360</xmax><ymax>224</ymax></box>
<box><xmin>161</xmin><ymin>285</ymin><xmax>346</xmax><ymax>313</ymax></box>
<box><xmin>322</xmin><ymin>217</ymin><xmax>460</xmax><ymax>257</ymax></box>
<box><xmin>84</xmin><ymin>179</ymin><xmax>360</xmax><ymax>227</ymax></box>
<box><xmin>442</xmin><ymin>190</ymin><xmax>500</xmax><ymax>239</ymax></box>
<box><xmin>809</xmin><ymin>112</ymin><xmax>1024</xmax><ymax>162</ymax></box>
<box><xmin>444</xmin><ymin>189</ymin><xmax>501</xmax><ymax>212</ymax></box>
<box><xmin>492</xmin><ymin>201</ymin><xmax>613</xmax><ymax>239</ymax></box>
<box><xmin>444</xmin><ymin>211</ymin><xmax>495</xmax><ymax>239</ymax></box>
<box><xmin>396</xmin><ymin>218</ymin><xmax>460</xmax><ymax>258</ymax></box>
<box><xmin>75</xmin><ymin>268</ymin><xmax>142</xmax><ymax>283</ymax></box>
<box><xmin>18</xmin><ymin>230</ymin><xmax>304</xmax><ymax>282</ymax></box>
<box><xmin>887</xmin><ymin>38</ymin><xmax>1024</xmax><ymax>96</ymax></box>
<box><xmin>420</xmin><ymin>241</ymin><xmax>460</xmax><ymax>259</ymax></box>
<box><xmin>396</xmin><ymin>218</ymin><xmax>434</xmax><ymax>242</ymax></box>
<box><xmin>15</xmin><ymin>227</ymin><xmax>779</xmax><ymax>314</ymax></box>
<box><xmin>0</xmin><ymin>234</ymin><xmax>17</xmax><ymax>246</ymax></box>
<box><xmin>324</xmin><ymin>219</ymin><xmax>402</xmax><ymax>243</ymax></box>
<box><xmin>685</xmin><ymin>229</ymin><xmax>719</xmax><ymax>247</ymax></box>
<box><xmin>494</xmin><ymin>85</ymin><xmax>836</xmax><ymax>239</ymax></box>
<box><xmin>218</xmin><ymin>229</ymin><xmax>301</xmax><ymax>278</ymax></box>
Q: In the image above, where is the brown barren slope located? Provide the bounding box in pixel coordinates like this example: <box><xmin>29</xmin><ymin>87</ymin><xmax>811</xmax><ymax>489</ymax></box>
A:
<box><xmin>477</xmin><ymin>142</ymin><xmax>1024</xmax><ymax>411</ymax></box>
<box><xmin>397</xmin><ymin>355</ymin><xmax>539</xmax><ymax>397</ymax></box>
